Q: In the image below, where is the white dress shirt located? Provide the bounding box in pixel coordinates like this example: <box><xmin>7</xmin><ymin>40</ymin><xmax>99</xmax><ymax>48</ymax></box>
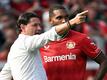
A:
<box><xmin>0</xmin><ymin>27</ymin><xmax>60</xmax><ymax>80</ymax></box>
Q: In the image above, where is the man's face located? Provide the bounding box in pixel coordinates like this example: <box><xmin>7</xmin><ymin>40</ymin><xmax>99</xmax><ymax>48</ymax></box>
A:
<box><xmin>50</xmin><ymin>9</ymin><xmax>69</xmax><ymax>26</ymax></box>
<box><xmin>21</xmin><ymin>17</ymin><xmax>42</xmax><ymax>36</ymax></box>
<box><xmin>0</xmin><ymin>15</ymin><xmax>14</xmax><ymax>28</ymax></box>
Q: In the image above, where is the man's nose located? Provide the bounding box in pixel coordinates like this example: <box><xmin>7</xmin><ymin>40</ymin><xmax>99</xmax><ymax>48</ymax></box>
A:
<box><xmin>37</xmin><ymin>26</ymin><xmax>42</xmax><ymax>30</ymax></box>
<box><xmin>62</xmin><ymin>19</ymin><xmax>66</xmax><ymax>23</ymax></box>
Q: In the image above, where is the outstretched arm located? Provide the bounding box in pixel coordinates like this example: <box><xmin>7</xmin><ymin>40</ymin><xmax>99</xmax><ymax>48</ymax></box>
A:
<box><xmin>55</xmin><ymin>10</ymin><xmax>88</xmax><ymax>35</ymax></box>
<box><xmin>25</xmin><ymin>10</ymin><xmax>88</xmax><ymax>50</ymax></box>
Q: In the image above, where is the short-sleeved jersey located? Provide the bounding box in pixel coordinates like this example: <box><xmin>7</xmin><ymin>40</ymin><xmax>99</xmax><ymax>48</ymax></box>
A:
<box><xmin>40</xmin><ymin>30</ymin><xmax>101</xmax><ymax>80</ymax></box>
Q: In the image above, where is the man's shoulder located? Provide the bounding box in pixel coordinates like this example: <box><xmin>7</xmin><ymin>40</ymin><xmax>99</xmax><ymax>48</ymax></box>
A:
<box><xmin>68</xmin><ymin>30</ymin><xmax>87</xmax><ymax>38</ymax></box>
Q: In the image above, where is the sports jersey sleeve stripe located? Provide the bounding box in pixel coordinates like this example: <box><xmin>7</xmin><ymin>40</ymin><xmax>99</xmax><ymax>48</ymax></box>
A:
<box><xmin>93</xmin><ymin>50</ymin><xmax>102</xmax><ymax>59</ymax></box>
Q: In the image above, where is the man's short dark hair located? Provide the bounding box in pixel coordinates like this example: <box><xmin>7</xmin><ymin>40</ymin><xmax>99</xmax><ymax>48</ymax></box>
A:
<box><xmin>17</xmin><ymin>12</ymin><xmax>40</xmax><ymax>32</ymax></box>
<box><xmin>49</xmin><ymin>4</ymin><xmax>67</xmax><ymax>18</ymax></box>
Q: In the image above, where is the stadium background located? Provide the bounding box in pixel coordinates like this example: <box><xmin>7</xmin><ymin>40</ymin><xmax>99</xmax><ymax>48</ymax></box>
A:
<box><xmin>0</xmin><ymin>0</ymin><xmax>107</xmax><ymax>80</ymax></box>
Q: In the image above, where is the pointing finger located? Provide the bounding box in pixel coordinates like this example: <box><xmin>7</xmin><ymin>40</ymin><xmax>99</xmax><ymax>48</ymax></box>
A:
<box><xmin>78</xmin><ymin>10</ymin><xmax>88</xmax><ymax>16</ymax></box>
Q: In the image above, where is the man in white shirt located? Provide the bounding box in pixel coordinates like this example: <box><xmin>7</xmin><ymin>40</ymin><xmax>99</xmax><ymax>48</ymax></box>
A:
<box><xmin>0</xmin><ymin>11</ymin><xmax>88</xmax><ymax>80</ymax></box>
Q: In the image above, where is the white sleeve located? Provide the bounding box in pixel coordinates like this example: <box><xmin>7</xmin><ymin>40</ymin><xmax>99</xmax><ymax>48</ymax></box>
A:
<box><xmin>0</xmin><ymin>63</ymin><xmax>12</xmax><ymax>80</ymax></box>
<box><xmin>24</xmin><ymin>27</ymin><xmax>60</xmax><ymax>51</ymax></box>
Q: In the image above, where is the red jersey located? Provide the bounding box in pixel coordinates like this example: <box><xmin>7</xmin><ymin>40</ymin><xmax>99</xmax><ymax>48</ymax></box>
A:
<box><xmin>40</xmin><ymin>30</ymin><xmax>101</xmax><ymax>80</ymax></box>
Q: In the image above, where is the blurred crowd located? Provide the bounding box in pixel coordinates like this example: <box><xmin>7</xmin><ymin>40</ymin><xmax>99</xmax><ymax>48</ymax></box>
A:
<box><xmin>0</xmin><ymin>0</ymin><xmax>107</xmax><ymax>80</ymax></box>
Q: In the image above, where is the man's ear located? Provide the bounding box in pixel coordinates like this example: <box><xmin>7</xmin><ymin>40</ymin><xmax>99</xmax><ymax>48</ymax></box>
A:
<box><xmin>49</xmin><ymin>18</ymin><xmax>53</xmax><ymax>24</ymax></box>
<box><xmin>20</xmin><ymin>24</ymin><xmax>25</xmax><ymax>31</ymax></box>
